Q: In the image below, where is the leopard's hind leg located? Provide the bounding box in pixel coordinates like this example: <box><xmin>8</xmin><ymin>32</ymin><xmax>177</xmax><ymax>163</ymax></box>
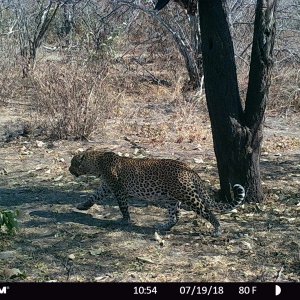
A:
<box><xmin>156</xmin><ymin>201</ymin><xmax>180</xmax><ymax>231</ymax></box>
<box><xmin>177</xmin><ymin>188</ymin><xmax>221</xmax><ymax>236</ymax></box>
<box><xmin>193</xmin><ymin>202</ymin><xmax>221</xmax><ymax>236</ymax></box>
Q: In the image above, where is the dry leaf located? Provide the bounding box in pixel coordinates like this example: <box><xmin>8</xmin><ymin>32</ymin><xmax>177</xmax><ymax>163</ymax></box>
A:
<box><xmin>54</xmin><ymin>175</ymin><xmax>63</xmax><ymax>182</ymax></box>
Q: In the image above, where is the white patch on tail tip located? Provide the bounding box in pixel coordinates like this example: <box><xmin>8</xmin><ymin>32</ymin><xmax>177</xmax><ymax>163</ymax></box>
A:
<box><xmin>233</xmin><ymin>184</ymin><xmax>245</xmax><ymax>199</ymax></box>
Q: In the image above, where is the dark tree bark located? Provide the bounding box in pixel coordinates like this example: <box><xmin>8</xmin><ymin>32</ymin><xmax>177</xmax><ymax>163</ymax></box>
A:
<box><xmin>197</xmin><ymin>0</ymin><xmax>277</xmax><ymax>203</ymax></box>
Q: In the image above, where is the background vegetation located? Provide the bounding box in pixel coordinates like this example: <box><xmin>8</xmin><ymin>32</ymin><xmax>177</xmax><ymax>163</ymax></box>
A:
<box><xmin>0</xmin><ymin>0</ymin><xmax>299</xmax><ymax>139</ymax></box>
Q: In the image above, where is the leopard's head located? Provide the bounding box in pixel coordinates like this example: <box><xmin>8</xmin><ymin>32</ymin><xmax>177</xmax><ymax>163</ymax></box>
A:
<box><xmin>69</xmin><ymin>149</ymin><xmax>116</xmax><ymax>177</ymax></box>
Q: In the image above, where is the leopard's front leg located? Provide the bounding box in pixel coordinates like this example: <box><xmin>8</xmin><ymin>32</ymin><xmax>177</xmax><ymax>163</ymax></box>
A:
<box><xmin>113</xmin><ymin>189</ymin><xmax>131</xmax><ymax>224</ymax></box>
<box><xmin>76</xmin><ymin>183</ymin><xmax>111</xmax><ymax>210</ymax></box>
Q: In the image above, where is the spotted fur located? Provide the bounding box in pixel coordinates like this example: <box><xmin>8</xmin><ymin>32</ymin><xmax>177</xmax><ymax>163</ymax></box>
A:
<box><xmin>69</xmin><ymin>150</ymin><xmax>245</xmax><ymax>236</ymax></box>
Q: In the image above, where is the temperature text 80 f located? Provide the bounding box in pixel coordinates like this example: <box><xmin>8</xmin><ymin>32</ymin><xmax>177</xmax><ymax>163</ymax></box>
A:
<box><xmin>239</xmin><ymin>286</ymin><xmax>257</xmax><ymax>294</ymax></box>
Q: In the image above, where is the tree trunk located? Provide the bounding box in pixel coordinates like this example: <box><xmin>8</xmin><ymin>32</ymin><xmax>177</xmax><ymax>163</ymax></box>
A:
<box><xmin>198</xmin><ymin>0</ymin><xmax>277</xmax><ymax>203</ymax></box>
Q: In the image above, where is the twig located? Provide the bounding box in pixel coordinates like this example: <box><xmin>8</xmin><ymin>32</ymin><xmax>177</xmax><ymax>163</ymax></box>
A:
<box><xmin>132</xmin><ymin>58</ymin><xmax>172</xmax><ymax>87</ymax></box>
<box><xmin>275</xmin><ymin>266</ymin><xmax>284</xmax><ymax>282</ymax></box>
<box><xmin>124</xmin><ymin>136</ymin><xmax>147</xmax><ymax>150</ymax></box>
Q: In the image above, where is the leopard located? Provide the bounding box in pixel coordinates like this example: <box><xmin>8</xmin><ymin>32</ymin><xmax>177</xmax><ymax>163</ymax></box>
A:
<box><xmin>69</xmin><ymin>149</ymin><xmax>245</xmax><ymax>236</ymax></box>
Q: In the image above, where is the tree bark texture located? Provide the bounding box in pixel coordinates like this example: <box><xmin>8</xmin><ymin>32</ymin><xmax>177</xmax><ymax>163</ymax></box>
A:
<box><xmin>198</xmin><ymin>0</ymin><xmax>277</xmax><ymax>203</ymax></box>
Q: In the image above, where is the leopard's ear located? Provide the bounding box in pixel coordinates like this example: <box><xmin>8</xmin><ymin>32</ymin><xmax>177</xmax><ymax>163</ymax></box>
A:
<box><xmin>100</xmin><ymin>147</ymin><xmax>111</xmax><ymax>153</ymax></box>
<box><xmin>78</xmin><ymin>153</ymin><xmax>85</xmax><ymax>162</ymax></box>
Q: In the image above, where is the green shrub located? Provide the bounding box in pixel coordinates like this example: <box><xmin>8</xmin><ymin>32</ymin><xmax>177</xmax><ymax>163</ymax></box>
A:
<box><xmin>0</xmin><ymin>209</ymin><xmax>19</xmax><ymax>234</ymax></box>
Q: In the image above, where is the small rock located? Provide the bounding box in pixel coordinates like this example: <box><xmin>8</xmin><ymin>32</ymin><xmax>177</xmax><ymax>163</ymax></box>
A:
<box><xmin>36</xmin><ymin>140</ymin><xmax>46</xmax><ymax>148</ymax></box>
<box><xmin>241</xmin><ymin>241</ymin><xmax>252</xmax><ymax>250</ymax></box>
<box><xmin>0</xmin><ymin>250</ymin><xmax>17</xmax><ymax>260</ymax></box>
<box><xmin>89</xmin><ymin>249</ymin><xmax>104</xmax><ymax>256</ymax></box>
<box><xmin>3</xmin><ymin>268</ymin><xmax>25</xmax><ymax>279</ymax></box>
<box><xmin>193</xmin><ymin>158</ymin><xmax>204</xmax><ymax>164</ymax></box>
<box><xmin>68</xmin><ymin>254</ymin><xmax>75</xmax><ymax>260</ymax></box>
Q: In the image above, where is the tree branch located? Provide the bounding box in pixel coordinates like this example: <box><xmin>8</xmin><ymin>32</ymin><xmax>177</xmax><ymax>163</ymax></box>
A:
<box><xmin>244</xmin><ymin>0</ymin><xmax>277</xmax><ymax>132</ymax></box>
<box><xmin>116</xmin><ymin>0</ymin><xmax>202</xmax><ymax>88</ymax></box>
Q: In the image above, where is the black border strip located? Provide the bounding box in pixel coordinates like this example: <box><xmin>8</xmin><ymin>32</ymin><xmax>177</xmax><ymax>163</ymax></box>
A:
<box><xmin>0</xmin><ymin>282</ymin><xmax>298</xmax><ymax>298</ymax></box>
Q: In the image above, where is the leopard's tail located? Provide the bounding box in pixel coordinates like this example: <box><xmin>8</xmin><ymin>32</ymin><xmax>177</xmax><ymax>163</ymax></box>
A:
<box><xmin>231</xmin><ymin>184</ymin><xmax>246</xmax><ymax>207</ymax></box>
<box><xmin>203</xmin><ymin>183</ymin><xmax>245</xmax><ymax>212</ymax></box>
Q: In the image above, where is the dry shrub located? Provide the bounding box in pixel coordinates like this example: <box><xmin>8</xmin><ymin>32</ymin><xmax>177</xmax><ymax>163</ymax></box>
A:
<box><xmin>0</xmin><ymin>66</ymin><xmax>25</xmax><ymax>105</ymax></box>
<box><xmin>32</xmin><ymin>62</ymin><xmax>117</xmax><ymax>140</ymax></box>
<box><xmin>269</xmin><ymin>65</ymin><xmax>300</xmax><ymax>113</ymax></box>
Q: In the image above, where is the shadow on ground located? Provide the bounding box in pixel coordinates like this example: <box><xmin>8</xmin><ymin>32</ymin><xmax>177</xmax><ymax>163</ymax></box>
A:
<box><xmin>26</xmin><ymin>209</ymin><xmax>155</xmax><ymax>234</ymax></box>
<box><xmin>261</xmin><ymin>153</ymin><xmax>300</xmax><ymax>179</ymax></box>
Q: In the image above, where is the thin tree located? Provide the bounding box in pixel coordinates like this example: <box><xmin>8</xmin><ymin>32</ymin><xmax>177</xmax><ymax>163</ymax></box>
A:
<box><xmin>156</xmin><ymin>0</ymin><xmax>277</xmax><ymax>203</ymax></box>
<box><xmin>15</xmin><ymin>0</ymin><xmax>60</xmax><ymax>77</ymax></box>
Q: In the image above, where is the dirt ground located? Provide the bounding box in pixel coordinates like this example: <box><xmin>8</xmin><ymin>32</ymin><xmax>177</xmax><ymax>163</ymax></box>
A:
<box><xmin>0</xmin><ymin>99</ymin><xmax>299</xmax><ymax>282</ymax></box>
